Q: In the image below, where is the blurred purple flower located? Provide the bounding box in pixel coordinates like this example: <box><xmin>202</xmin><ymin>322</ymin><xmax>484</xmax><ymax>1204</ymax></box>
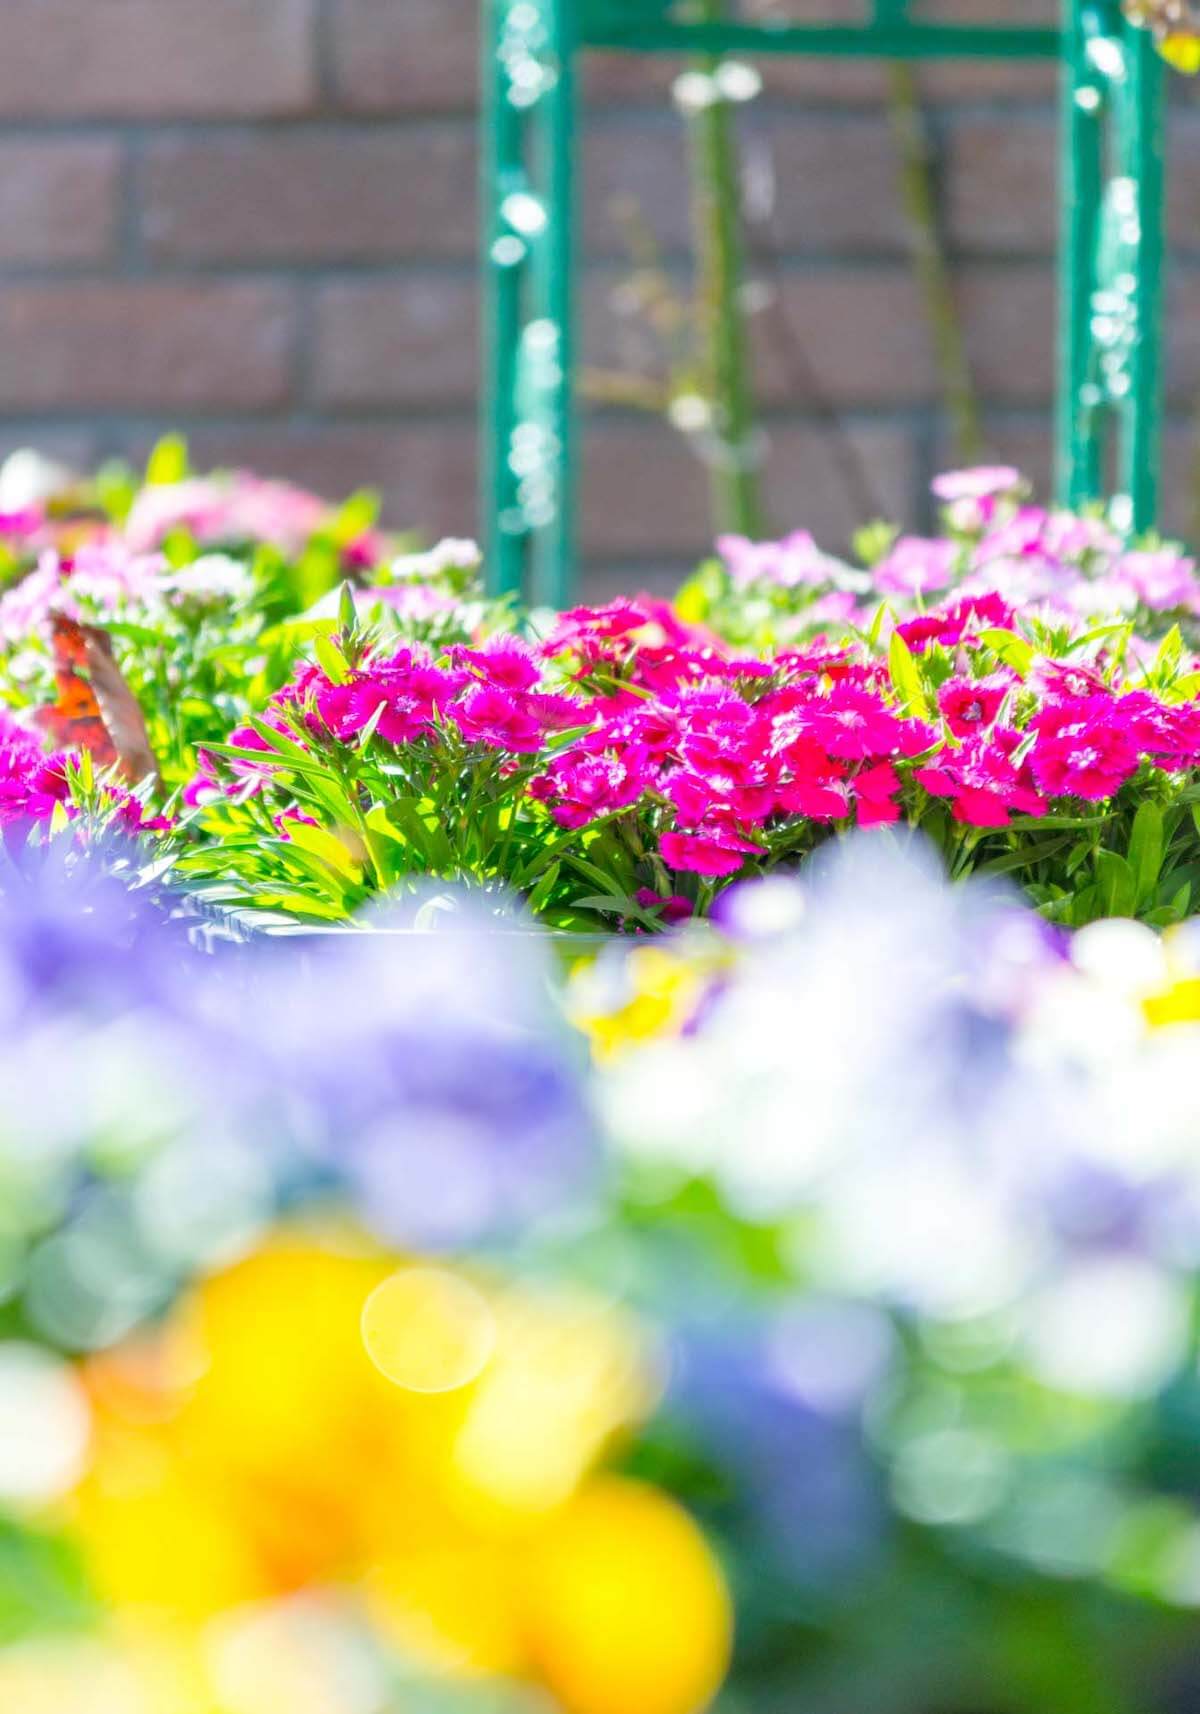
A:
<box><xmin>666</xmin><ymin>1305</ymin><xmax>891</xmax><ymax>1584</ymax></box>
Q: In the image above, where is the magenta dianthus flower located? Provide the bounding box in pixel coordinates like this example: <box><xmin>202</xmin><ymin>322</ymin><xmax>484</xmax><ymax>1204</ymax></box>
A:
<box><xmin>660</xmin><ymin>825</ymin><xmax>765</xmax><ymax>877</ymax></box>
<box><xmin>1028</xmin><ymin>697</ymin><xmax>1141</xmax><ymax>800</ymax></box>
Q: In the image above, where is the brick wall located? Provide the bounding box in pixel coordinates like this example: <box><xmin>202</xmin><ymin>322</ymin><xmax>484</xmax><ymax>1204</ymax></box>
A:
<box><xmin>0</xmin><ymin>0</ymin><xmax>1197</xmax><ymax>589</ymax></box>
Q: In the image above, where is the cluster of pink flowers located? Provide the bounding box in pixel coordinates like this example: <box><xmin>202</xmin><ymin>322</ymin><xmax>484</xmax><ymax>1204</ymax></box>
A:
<box><xmin>719</xmin><ymin>466</ymin><xmax>1200</xmax><ymax>634</ymax></box>
<box><xmin>0</xmin><ymin>713</ymin><xmax>70</xmax><ymax>827</ymax></box>
<box><xmin>538</xmin><ymin>589</ymin><xmax>1200</xmax><ymax>868</ymax></box>
<box><xmin>194</xmin><ymin>632</ymin><xmax>584</xmax><ymax>804</ymax></box>
<box><xmin>540</xmin><ymin>631</ymin><xmax>1200</xmax><ymax>868</ymax></box>
<box><xmin>124</xmin><ymin>473</ymin><xmax>331</xmax><ymax>557</ymax></box>
<box><xmin>527</xmin><ymin>624</ymin><xmax>930</xmax><ymax>874</ymax></box>
<box><xmin>0</xmin><ymin>711</ymin><xmax>164</xmax><ymax>836</ymax></box>
<box><xmin>0</xmin><ymin>463</ymin><xmax>394</xmax><ymax>648</ymax></box>
<box><xmin>0</xmin><ymin>544</ymin><xmax>170</xmax><ymax>644</ymax></box>
<box><xmin>198</xmin><ymin>572</ymin><xmax>1200</xmax><ymax>883</ymax></box>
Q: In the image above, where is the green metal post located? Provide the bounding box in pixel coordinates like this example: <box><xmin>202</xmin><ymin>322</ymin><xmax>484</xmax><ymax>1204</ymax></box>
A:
<box><xmin>482</xmin><ymin>0</ymin><xmax>527</xmax><ymax>598</ymax></box>
<box><xmin>1121</xmin><ymin>14</ymin><xmax>1166</xmax><ymax>531</ymax></box>
<box><xmin>480</xmin><ymin>0</ymin><xmax>1172</xmax><ymax>604</ymax></box>
<box><xmin>530</xmin><ymin>0</ymin><xmax>578</xmax><ymax>609</ymax></box>
<box><xmin>1057</xmin><ymin>0</ymin><xmax>1105</xmax><ymax>510</ymax></box>
<box><xmin>1055</xmin><ymin>1</ymin><xmax>1167</xmax><ymax>530</ymax></box>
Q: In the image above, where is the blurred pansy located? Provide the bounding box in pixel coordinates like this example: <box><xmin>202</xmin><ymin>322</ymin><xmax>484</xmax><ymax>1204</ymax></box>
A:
<box><xmin>662</xmin><ymin>1304</ymin><xmax>891</xmax><ymax>1585</ymax></box>
<box><xmin>567</xmin><ymin>943</ymin><xmax>710</xmax><ymax>1062</ymax></box>
<box><xmin>0</xmin><ymin>851</ymin><xmax>599</xmax><ymax>1354</ymax></box>
<box><xmin>231</xmin><ymin>897</ymin><xmax>597</xmax><ymax>1248</ymax></box>
<box><xmin>59</xmin><ymin>1234</ymin><xmax>727</xmax><ymax>1714</ymax></box>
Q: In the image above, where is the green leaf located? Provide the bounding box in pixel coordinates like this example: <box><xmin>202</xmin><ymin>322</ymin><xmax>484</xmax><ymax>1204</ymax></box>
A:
<box><xmin>570</xmin><ymin>892</ymin><xmax>663</xmax><ymax>930</ymax></box>
<box><xmin>979</xmin><ymin>835</ymin><xmax>1071</xmax><ymax>876</ymax></box>
<box><xmin>313</xmin><ymin>631</ymin><xmax>351</xmax><ymax>686</ymax></box>
<box><xmin>285</xmin><ymin>820</ymin><xmax>364</xmax><ymax>879</ymax></box>
<box><xmin>258</xmin><ymin>838</ymin><xmax>358</xmax><ymax>905</ymax></box>
<box><xmin>887</xmin><ymin>629</ymin><xmax>930</xmax><ymax>719</ymax></box>
<box><xmin>380</xmin><ymin>796</ymin><xmax>454</xmax><ymax>870</ymax></box>
<box><xmin>1094</xmin><ymin>848</ymin><xmax>1137</xmax><ymax>917</ymax></box>
<box><xmin>0</xmin><ymin>1518</ymin><xmax>94</xmax><ymax>1645</ymax></box>
<box><xmin>526</xmin><ymin>860</ymin><xmax>561</xmax><ymax>914</ymax></box>
<box><xmin>1152</xmin><ymin>623</ymin><xmax>1184</xmax><ymax>681</ymax></box>
<box><xmin>145</xmin><ymin>433</ymin><xmax>189</xmax><ymax>486</ymax></box>
<box><xmin>865</xmin><ymin>600</ymin><xmax>890</xmax><ymax>650</ymax></box>
<box><xmin>161</xmin><ymin>525</ymin><xmax>199</xmax><ymax>569</ymax></box>
<box><xmin>977</xmin><ymin>627</ymin><xmax>1034</xmax><ymax>676</ymax></box>
<box><xmin>852</xmin><ymin>519</ymin><xmax>899</xmax><ymax>567</ymax></box>
<box><xmin>338</xmin><ymin>579</ymin><xmax>359</xmax><ymax>636</ymax></box>
<box><xmin>562</xmin><ymin>852</ymin><xmax>634</xmax><ymax>901</ymax></box>
<box><xmin>1063</xmin><ymin>883</ymin><xmax>1099</xmax><ymax>927</ymax></box>
<box><xmin>94</xmin><ymin>458</ymin><xmax>138</xmax><ymax>524</ymax></box>
<box><xmin>246</xmin><ymin>715</ymin><xmax>322</xmax><ymax>767</ymax></box>
<box><xmin>1126</xmin><ymin>800</ymin><xmax>1165</xmax><ymax>906</ymax></box>
<box><xmin>673</xmin><ymin>561</ymin><xmax>720</xmax><ymax>624</ymax></box>
<box><xmin>206</xmin><ymin>740</ymin><xmax>321</xmax><ymax>780</ymax></box>
<box><xmin>245</xmin><ymin>888</ymin><xmax>348</xmax><ymax>921</ymax></box>
<box><xmin>331</xmin><ymin>489</ymin><xmax>380</xmax><ymax>546</ymax></box>
<box><xmin>356</xmin><ymin>699</ymin><xmax>387</xmax><ymax>749</ymax></box>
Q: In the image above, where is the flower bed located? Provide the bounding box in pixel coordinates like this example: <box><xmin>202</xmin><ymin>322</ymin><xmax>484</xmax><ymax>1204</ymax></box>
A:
<box><xmin>3</xmin><ymin>454</ymin><xmax>1200</xmax><ymax>933</ymax></box>
<box><xmin>7</xmin><ymin>446</ymin><xmax>1200</xmax><ymax>1706</ymax></box>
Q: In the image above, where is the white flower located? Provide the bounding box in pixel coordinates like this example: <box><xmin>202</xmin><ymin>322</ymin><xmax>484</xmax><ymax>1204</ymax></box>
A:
<box><xmin>158</xmin><ymin>553</ymin><xmax>255</xmax><ymax>604</ymax></box>
<box><xmin>391</xmin><ymin>538</ymin><xmax>482</xmax><ymax>582</ymax></box>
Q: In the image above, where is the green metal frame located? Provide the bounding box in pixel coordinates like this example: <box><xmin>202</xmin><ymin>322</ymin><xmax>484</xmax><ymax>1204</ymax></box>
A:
<box><xmin>481</xmin><ymin>1</ymin><xmax>1169</xmax><ymax>603</ymax></box>
<box><xmin>1058</xmin><ymin>1</ymin><xmax>1166</xmax><ymax>533</ymax></box>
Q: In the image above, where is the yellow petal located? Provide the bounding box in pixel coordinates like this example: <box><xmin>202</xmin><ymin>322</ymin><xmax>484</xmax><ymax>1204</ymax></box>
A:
<box><xmin>450</xmin><ymin>1291</ymin><xmax>655</xmax><ymax>1523</ymax></box>
<box><xmin>1160</xmin><ymin>33</ymin><xmax>1200</xmax><ymax>74</ymax></box>
<box><xmin>72</xmin><ymin>1439</ymin><xmax>267</xmax><ymax>1620</ymax></box>
<box><xmin>1144</xmin><ymin>977</ymin><xmax>1200</xmax><ymax>1028</ymax></box>
<box><xmin>521</xmin><ymin>1477</ymin><xmax>732</xmax><ymax>1714</ymax></box>
<box><xmin>365</xmin><ymin>1538</ymin><xmax>527</xmax><ymax>1678</ymax></box>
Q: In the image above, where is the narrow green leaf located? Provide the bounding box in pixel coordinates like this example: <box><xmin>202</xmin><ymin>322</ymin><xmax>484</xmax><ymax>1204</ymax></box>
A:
<box><xmin>977</xmin><ymin>628</ymin><xmax>1034</xmax><ymax>677</ymax></box>
<box><xmin>887</xmin><ymin>629</ymin><xmax>930</xmax><ymax>719</ymax></box>
<box><xmin>979</xmin><ymin>835</ymin><xmax>1071</xmax><ymax>876</ymax></box>
<box><xmin>1094</xmin><ymin>848</ymin><xmax>1137</xmax><ymax>917</ymax></box>
<box><xmin>1152</xmin><ymin>623</ymin><xmax>1184</xmax><ymax>681</ymax></box>
<box><xmin>313</xmin><ymin>631</ymin><xmax>351</xmax><ymax>686</ymax></box>
<box><xmin>1126</xmin><ymin>800</ymin><xmax>1165</xmax><ymax>906</ymax></box>
<box><xmin>145</xmin><ymin>433</ymin><xmax>189</xmax><ymax>486</ymax></box>
<box><xmin>285</xmin><ymin>820</ymin><xmax>364</xmax><ymax>879</ymax></box>
<box><xmin>338</xmin><ymin>579</ymin><xmax>359</xmax><ymax>636</ymax></box>
<box><xmin>526</xmin><ymin>861</ymin><xmax>561</xmax><ymax>914</ymax></box>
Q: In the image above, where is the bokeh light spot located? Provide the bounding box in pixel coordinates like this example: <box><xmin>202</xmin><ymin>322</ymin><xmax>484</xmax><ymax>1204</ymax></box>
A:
<box><xmin>0</xmin><ymin>1342</ymin><xmax>91</xmax><ymax>1505</ymax></box>
<box><xmin>361</xmin><ymin>1267</ymin><xmax>496</xmax><ymax>1394</ymax></box>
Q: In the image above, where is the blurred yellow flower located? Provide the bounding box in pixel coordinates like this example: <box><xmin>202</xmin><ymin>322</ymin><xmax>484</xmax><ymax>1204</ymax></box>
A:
<box><xmin>51</xmin><ymin>1232</ymin><xmax>730</xmax><ymax>1714</ymax></box>
<box><xmin>1144</xmin><ymin>975</ymin><xmax>1200</xmax><ymax>1029</ymax></box>
<box><xmin>522</xmin><ymin>1477</ymin><xmax>734</xmax><ymax>1714</ymax></box>
<box><xmin>1161</xmin><ymin>32</ymin><xmax>1200</xmax><ymax>71</ymax></box>
<box><xmin>569</xmin><ymin>946</ymin><xmax>706</xmax><ymax>1061</ymax></box>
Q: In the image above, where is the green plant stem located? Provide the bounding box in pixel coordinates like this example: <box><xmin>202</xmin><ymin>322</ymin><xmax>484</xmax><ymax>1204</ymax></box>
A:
<box><xmin>886</xmin><ymin>63</ymin><xmax>983</xmax><ymax>467</ymax></box>
<box><xmin>685</xmin><ymin>0</ymin><xmax>765</xmax><ymax>539</ymax></box>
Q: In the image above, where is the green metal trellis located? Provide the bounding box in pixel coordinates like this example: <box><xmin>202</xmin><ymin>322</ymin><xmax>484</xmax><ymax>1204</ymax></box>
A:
<box><xmin>481</xmin><ymin>1</ymin><xmax>1167</xmax><ymax>604</ymax></box>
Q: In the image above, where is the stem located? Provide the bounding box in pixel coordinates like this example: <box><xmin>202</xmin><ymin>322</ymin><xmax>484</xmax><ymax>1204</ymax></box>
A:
<box><xmin>685</xmin><ymin>0</ymin><xmax>765</xmax><ymax>539</ymax></box>
<box><xmin>886</xmin><ymin>64</ymin><xmax>983</xmax><ymax>466</ymax></box>
<box><xmin>741</xmin><ymin>217</ymin><xmax>891</xmax><ymax>527</ymax></box>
